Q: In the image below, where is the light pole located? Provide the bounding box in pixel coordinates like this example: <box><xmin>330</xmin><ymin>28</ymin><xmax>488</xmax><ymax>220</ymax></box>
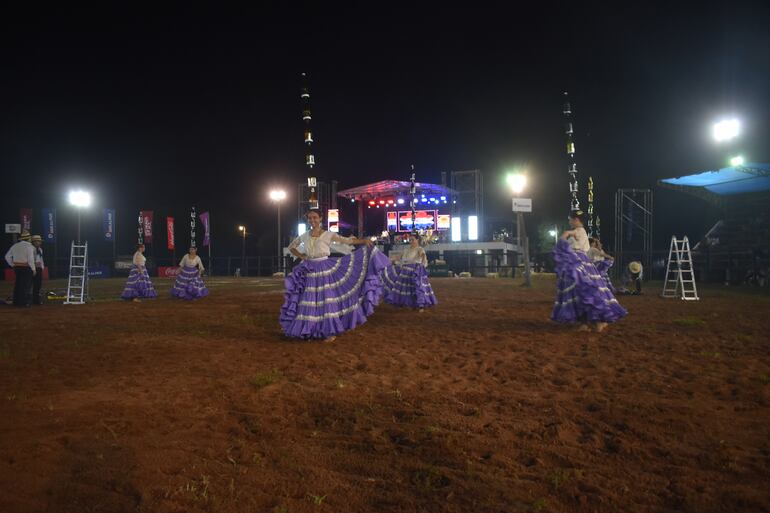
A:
<box><xmin>269</xmin><ymin>190</ymin><xmax>287</xmax><ymax>272</ymax></box>
<box><xmin>68</xmin><ymin>190</ymin><xmax>91</xmax><ymax>244</ymax></box>
<box><xmin>507</xmin><ymin>172</ymin><xmax>531</xmax><ymax>287</ymax></box>
<box><xmin>238</xmin><ymin>225</ymin><xmax>246</xmax><ymax>276</ymax></box>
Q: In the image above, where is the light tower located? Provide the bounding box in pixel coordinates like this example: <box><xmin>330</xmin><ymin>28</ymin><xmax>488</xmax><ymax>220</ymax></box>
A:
<box><xmin>301</xmin><ymin>72</ymin><xmax>318</xmax><ymax>209</ymax></box>
<box><xmin>587</xmin><ymin>176</ymin><xmax>594</xmax><ymax>237</ymax></box>
<box><xmin>563</xmin><ymin>92</ymin><xmax>580</xmax><ymax>214</ymax></box>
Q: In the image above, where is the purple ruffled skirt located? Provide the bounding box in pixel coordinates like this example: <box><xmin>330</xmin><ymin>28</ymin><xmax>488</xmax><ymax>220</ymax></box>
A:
<box><xmin>594</xmin><ymin>259</ymin><xmax>616</xmax><ymax>294</ymax></box>
<box><xmin>171</xmin><ymin>265</ymin><xmax>210</xmax><ymax>300</ymax></box>
<box><xmin>120</xmin><ymin>265</ymin><xmax>157</xmax><ymax>300</ymax></box>
<box><xmin>381</xmin><ymin>263</ymin><xmax>438</xmax><ymax>309</ymax></box>
<box><xmin>280</xmin><ymin>246</ymin><xmax>390</xmax><ymax>339</ymax></box>
<box><xmin>551</xmin><ymin>240</ymin><xmax>626</xmax><ymax>324</ymax></box>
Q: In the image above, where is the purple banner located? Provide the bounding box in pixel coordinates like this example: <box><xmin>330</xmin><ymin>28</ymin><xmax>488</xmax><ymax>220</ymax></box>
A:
<box><xmin>200</xmin><ymin>211</ymin><xmax>210</xmax><ymax>247</ymax></box>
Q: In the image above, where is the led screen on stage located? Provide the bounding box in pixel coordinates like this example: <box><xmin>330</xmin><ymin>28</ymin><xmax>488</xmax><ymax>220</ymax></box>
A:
<box><xmin>386</xmin><ymin>211</ymin><xmax>398</xmax><ymax>230</ymax></box>
<box><xmin>398</xmin><ymin>210</ymin><xmax>436</xmax><ymax>232</ymax></box>
<box><xmin>437</xmin><ymin>214</ymin><xmax>450</xmax><ymax>230</ymax></box>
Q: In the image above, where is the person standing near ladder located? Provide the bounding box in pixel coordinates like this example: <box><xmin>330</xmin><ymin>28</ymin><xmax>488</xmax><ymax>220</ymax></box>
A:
<box><xmin>4</xmin><ymin>230</ymin><xmax>36</xmax><ymax>307</ymax></box>
<box><xmin>31</xmin><ymin>235</ymin><xmax>45</xmax><ymax>305</ymax></box>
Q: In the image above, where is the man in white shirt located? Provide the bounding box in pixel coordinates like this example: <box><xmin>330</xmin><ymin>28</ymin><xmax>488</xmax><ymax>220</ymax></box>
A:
<box><xmin>31</xmin><ymin>235</ymin><xmax>45</xmax><ymax>305</ymax></box>
<box><xmin>4</xmin><ymin>231</ymin><xmax>36</xmax><ymax>307</ymax></box>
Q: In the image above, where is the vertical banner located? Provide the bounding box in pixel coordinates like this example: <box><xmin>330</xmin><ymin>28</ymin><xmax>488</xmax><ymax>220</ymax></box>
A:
<box><xmin>104</xmin><ymin>209</ymin><xmax>115</xmax><ymax>242</ymax></box>
<box><xmin>42</xmin><ymin>208</ymin><xmax>56</xmax><ymax>242</ymax></box>
<box><xmin>20</xmin><ymin>208</ymin><xmax>32</xmax><ymax>232</ymax></box>
<box><xmin>167</xmin><ymin>217</ymin><xmax>175</xmax><ymax>250</ymax></box>
<box><xmin>200</xmin><ymin>211</ymin><xmax>210</xmax><ymax>247</ymax></box>
<box><xmin>190</xmin><ymin>207</ymin><xmax>197</xmax><ymax>248</ymax></box>
<box><xmin>141</xmin><ymin>210</ymin><xmax>154</xmax><ymax>243</ymax></box>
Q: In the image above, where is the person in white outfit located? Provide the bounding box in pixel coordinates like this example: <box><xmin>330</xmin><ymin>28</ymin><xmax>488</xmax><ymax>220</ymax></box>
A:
<box><xmin>4</xmin><ymin>231</ymin><xmax>36</xmax><ymax>307</ymax></box>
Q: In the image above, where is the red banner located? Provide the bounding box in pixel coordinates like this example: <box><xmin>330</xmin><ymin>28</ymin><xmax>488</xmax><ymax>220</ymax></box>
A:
<box><xmin>20</xmin><ymin>208</ymin><xmax>32</xmax><ymax>232</ymax></box>
<box><xmin>157</xmin><ymin>266</ymin><xmax>180</xmax><ymax>278</ymax></box>
<box><xmin>166</xmin><ymin>217</ymin><xmax>175</xmax><ymax>250</ymax></box>
<box><xmin>141</xmin><ymin>211</ymin><xmax>154</xmax><ymax>243</ymax></box>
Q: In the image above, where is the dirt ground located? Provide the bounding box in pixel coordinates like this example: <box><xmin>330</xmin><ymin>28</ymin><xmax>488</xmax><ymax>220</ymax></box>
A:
<box><xmin>0</xmin><ymin>275</ymin><xmax>768</xmax><ymax>513</ymax></box>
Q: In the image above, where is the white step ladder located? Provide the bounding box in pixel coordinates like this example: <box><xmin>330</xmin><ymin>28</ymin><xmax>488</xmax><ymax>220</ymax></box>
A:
<box><xmin>662</xmin><ymin>236</ymin><xmax>699</xmax><ymax>300</ymax></box>
<box><xmin>64</xmin><ymin>241</ymin><xmax>89</xmax><ymax>305</ymax></box>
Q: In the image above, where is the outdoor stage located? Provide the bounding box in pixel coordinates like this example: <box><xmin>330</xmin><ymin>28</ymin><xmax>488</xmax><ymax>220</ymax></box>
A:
<box><xmin>1</xmin><ymin>277</ymin><xmax>768</xmax><ymax>512</ymax></box>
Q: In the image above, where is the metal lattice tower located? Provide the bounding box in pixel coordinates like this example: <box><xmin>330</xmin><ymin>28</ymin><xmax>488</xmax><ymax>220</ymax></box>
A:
<box><xmin>137</xmin><ymin>211</ymin><xmax>143</xmax><ymax>245</ymax></box>
<box><xmin>587</xmin><ymin>176</ymin><xmax>595</xmax><ymax>237</ymax></box>
<box><xmin>450</xmin><ymin>169</ymin><xmax>484</xmax><ymax>239</ymax></box>
<box><xmin>410</xmin><ymin>165</ymin><xmax>417</xmax><ymax>231</ymax></box>
<box><xmin>614</xmin><ymin>189</ymin><xmax>653</xmax><ymax>279</ymax></box>
<box><xmin>190</xmin><ymin>206</ymin><xmax>197</xmax><ymax>248</ymax></box>
<box><xmin>297</xmin><ymin>181</ymin><xmax>335</xmax><ymax>224</ymax></box>
<box><xmin>563</xmin><ymin>92</ymin><xmax>580</xmax><ymax>214</ymax></box>
<box><xmin>301</xmin><ymin>72</ymin><xmax>318</xmax><ymax>209</ymax></box>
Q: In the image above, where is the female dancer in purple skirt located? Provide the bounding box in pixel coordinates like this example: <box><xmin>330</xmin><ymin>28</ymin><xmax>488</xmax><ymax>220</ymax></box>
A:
<box><xmin>551</xmin><ymin>212</ymin><xmax>626</xmax><ymax>332</ymax></box>
<box><xmin>381</xmin><ymin>232</ymin><xmax>437</xmax><ymax>312</ymax></box>
<box><xmin>121</xmin><ymin>244</ymin><xmax>157</xmax><ymax>302</ymax></box>
<box><xmin>588</xmin><ymin>238</ymin><xmax>616</xmax><ymax>294</ymax></box>
<box><xmin>280</xmin><ymin>209</ymin><xmax>390</xmax><ymax>342</ymax></box>
<box><xmin>171</xmin><ymin>246</ymin><xmax>209</xmax><ymax>300</ymax></box>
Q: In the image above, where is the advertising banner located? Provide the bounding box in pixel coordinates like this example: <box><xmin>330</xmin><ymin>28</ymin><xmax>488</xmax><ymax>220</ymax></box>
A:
<box><xmin>42</xmin><ymin>209</ymin><xmax>56</xmax><ymax>242</ymax></box>
<box><xmin>141</xmin><ymin>211</ymin><xmax>154</xmax><ymax>243</ymax></box>
<box><xmin>200</xmin><ymin>211</ymin><xmax>210</xmax><ymax>247</ymax></box>
<box><xmin>104</xmin><ymin>209</ymin><xmax>115</xmax><ymax>241</ymax></box>
<box><xmin>167</xmin><ymin>217</ymin><xmax>175</xmax><ymax>250</ymax></box>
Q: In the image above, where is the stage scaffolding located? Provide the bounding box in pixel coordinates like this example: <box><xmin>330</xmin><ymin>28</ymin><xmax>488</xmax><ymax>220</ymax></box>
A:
<box><xmin>614</xmin><ymin>189</ymin><xmax>653</xmax><ymax>279</ymax></box>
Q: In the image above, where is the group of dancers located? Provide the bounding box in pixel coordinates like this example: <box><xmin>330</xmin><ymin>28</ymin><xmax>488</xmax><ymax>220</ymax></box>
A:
<box><xmin>120</xmin><ymin>245</ymin><xmax>209</xmax><ymax>302</ymax></box>
<box><xmin>118</xmin><ymin>207</ymin><xmax>625</xmax><ymax>340</ymax></box>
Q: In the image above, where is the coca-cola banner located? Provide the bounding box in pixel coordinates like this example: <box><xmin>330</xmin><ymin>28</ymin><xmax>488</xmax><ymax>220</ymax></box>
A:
<box><xmin>167</xmin><ymin>217</ymin><xmax>175</xmax><ymax>250</ymax></box>
<box><xmin>157</xmin><ymin>266</ymin><xmax>180</xmax><ymax>278</ymax></box>
<box><xmin>141</xmin><ymin>211</ymin><xmax>154</xmax><ymax>243</ymax></box>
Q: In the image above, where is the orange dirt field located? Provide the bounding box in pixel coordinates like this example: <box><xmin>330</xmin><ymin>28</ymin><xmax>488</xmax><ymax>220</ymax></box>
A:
<box><xmin>0</xmin><ymin>276</ymin><xmax>769</xmax><ymax>513</ymax></box>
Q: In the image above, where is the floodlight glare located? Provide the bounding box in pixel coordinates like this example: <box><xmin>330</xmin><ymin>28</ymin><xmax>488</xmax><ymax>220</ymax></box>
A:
<box><xmin>713</xmin><ymin>119</ymin><xmax>740</xmax><ymax>142</ymax></box>
<box><xmin>68</xmin><ymin>190</ymin><xmax>91</xmax><ymax>208</ymax></box>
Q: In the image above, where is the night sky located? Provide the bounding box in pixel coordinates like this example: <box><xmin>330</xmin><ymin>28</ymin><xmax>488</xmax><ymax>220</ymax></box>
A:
<box><xmin>2</xmin><ymin>4</ymin><xmax>769</xmax><ymax>260</ymax></box>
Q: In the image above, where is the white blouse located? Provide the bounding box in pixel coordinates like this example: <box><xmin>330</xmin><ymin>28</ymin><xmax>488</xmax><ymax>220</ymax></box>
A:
<box><xmin>400</xmin><ymin>246</ymin><xmax>428</xmax><ymax>267</ymax></box>
<box><xmin>133</xmin><ymin>251</ymin><xmax>147</xmax><ymax>267</ymax></box>
<box><xmin>179</xmin><ymin>254</ymin><xmax>204</xmax><ymax>271</ymax></box>
<box><xmin>288</xmin><ymin>231</ymin><xmax>354</xmax><ymax>259</ymax></box>
<box><xmin>568</xmin><ymin>227</ymin><xmax>590</xmax><ymax>253</ymax></box>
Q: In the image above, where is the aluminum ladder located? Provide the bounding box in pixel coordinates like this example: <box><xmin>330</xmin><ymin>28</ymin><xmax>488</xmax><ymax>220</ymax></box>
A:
<box><xmin>64</xmin><ymin>241</ymin><xmax>89</xmax><ymax>304</ymax></box>
<box><xmin>662</xmin><ymin>236</ymin><xmax>699</xmax><ymax>300</ymax></box>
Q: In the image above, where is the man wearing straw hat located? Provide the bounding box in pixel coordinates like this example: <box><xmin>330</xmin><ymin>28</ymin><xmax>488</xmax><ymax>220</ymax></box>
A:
<box><xmin>621</xmin><ymin>261</ymin><xmax>643</xmax><ymax>295</ymax></box>
<box><xmin>31</xmin><ymin>235</ymin><xmax>45</xmax><ymax>305</ymax></box>
<box><xmin>4</xmin><ymin>230</ymin><xmax>36</xmax><ymax>307</ymax></box>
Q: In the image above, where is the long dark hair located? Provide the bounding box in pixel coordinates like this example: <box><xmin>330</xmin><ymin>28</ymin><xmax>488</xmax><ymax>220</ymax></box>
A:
<box><xmin>305</xmin><ymin>208</ymin><xmax>323</xmax><ymax>220</ymax></box>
